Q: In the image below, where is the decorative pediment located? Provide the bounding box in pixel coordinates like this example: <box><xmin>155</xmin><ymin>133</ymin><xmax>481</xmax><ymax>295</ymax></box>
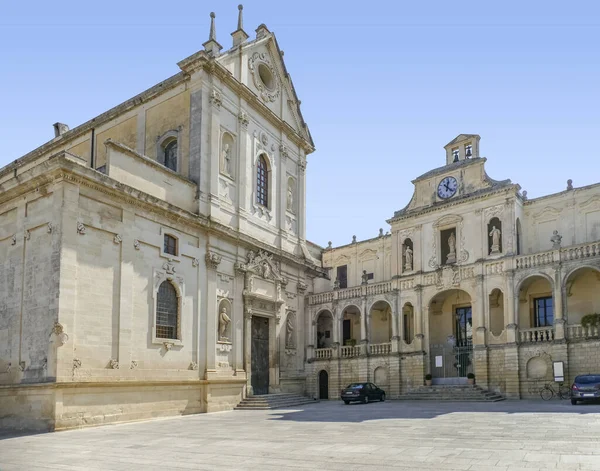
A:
<box><xmin>433</xmin><ymin>214</ymin><xmax>463</xmax><ymax>228</ymax></box>
<box><xmin>237</xmin><ymin>249</ymin><xmax>284</xmax><ymax>282</ymax></box>
<box><xmin>483</xmin><ymin>204</ymin><xmax>504</xmax><ymax>220</ymax></box>
<box><xmin>358</xmin><ymin>248</ymin><xmax>377</xmax><ymax>261</ymax></box>
<box><xmin>333</xmin><ymin>254</ymin><xmax>351</xmax><ymax>266</ymax></box>
<box><xmin>580</xmin><ymin>195</ymin><xmax>600</xmax><ymax>211</ymax></box>
<box><xmin>532</xmin><ymin>206</ymin><xmax>561</xmax><ymax>220</ymax></box>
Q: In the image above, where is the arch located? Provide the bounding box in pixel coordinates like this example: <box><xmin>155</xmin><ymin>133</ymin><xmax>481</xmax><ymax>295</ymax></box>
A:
<box><xmin>487</xmin><ymin>216</ymin><xmax>502</xmax><ymax>255</ymax></box>
<box><xmin>428</xmin><ymin>289</ymin><xmax>473</xmax><ymax>347</ymax></box>
<box><xmin>369</xmin><ymin>300</ymin><xmax>392</xmax><ymax>344</ymax></box>
<box><xmin>563</xmin><ymin>265</ymin><xmax>600</xmax><ymax>325</ymax></box>
<box><xmin>318</xmin><ymin>370</ymin><xmax>329</xmax><ymax>399</ymax></box>
<box><xmin>156</xmin><ymin>130</ymin><xmax>180</xmax><ymax>172</ymax></box>
<box><xmin>256</xmin><ymin>153</ymin><xmax>271</xmax><ymax>208</ymax></box>
<box><xmin>340</xmin><ymin>304</ymin><xmax>361</xmax><ymax>346</ymax></box>
<box><xmin>488</xmin><ymin>288</ymin><xmax>505</xmax><ymax>335</ymax></box>
<box><xmin>156</xmin><ymin>280</ymin><xmax>179</xmax><ymax>340</ymax></box>
<box><xmin>315</xmin><ymin>310</ymin><xmax>333</xmax><ymax>348</ymax></box>
<box><xmin>220</xmin><ymin>131</ymin><xmax>235</xmax><ymax>177</ymax></box>
<box><xmin>402</xmin><ymin>302</ymin><xmax>415</xmax><ymax>343</ymax></box>
<box><xmin>373</xmin><ymin>366</ymin><xmax>389</xmax><ymax>392</ymax></box>
<box><xmin>516</xmin><ymin>274</ymin><xmax>554</xmax><ymax>329</ymax></box>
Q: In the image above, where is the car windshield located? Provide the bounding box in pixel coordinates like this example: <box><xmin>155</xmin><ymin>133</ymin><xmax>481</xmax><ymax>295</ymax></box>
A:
<box><xmin>575</xmin><ymin>375</ymin><xmax>600</xmax><ymax>384</ymax></box>
<box><xmin>346</xmin><ymin>384</ymin><xmax>364</xmax><ymax>389</ymax></box>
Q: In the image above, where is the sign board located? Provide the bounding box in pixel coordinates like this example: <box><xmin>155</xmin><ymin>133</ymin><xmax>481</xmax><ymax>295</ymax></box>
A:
<box><xmin>435</xmin><ymin>355</ymin><xmax>443</xmax><ymax>368</ymax></box>
<box><xmin>553</xmin><ymin>361</ymin><xmax>565</xmax><ymax>382</ymax></box>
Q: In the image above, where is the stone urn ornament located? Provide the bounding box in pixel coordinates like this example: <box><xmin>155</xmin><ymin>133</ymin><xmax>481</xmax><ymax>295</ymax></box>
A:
<box><xmin>425</xmin><ymin>373</ymin><xmax>432</xmax><ymax>386</ymax></box>
<box><xmin>467</xmin><ymin>372</ymin><xmax>475</xmax><ymax>385</ymax></box>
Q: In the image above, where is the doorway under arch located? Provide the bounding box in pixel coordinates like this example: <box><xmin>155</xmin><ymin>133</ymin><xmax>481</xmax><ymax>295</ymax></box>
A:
<box><xmin>318</xmin><ymin>370</ymin><xmax>329</xmax><ymax>399</ymax></box>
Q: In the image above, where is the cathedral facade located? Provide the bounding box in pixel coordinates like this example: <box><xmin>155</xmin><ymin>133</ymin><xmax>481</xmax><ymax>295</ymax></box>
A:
<box><xmin>1</xmin><ymin>9</ymin><xmax>600</xmax><ymax>432</ymax></box>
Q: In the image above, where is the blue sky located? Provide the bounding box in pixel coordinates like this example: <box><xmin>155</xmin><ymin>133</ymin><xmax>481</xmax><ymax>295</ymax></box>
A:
<box><xmin>1</xmin><ymin>1</ymin><xmax>599</xmax><ymax>247</ymax></box>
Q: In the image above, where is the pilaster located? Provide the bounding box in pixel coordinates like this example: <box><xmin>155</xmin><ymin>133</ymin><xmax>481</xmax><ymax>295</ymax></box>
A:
<box><xmin>117</xmin><ymin>209</ymin><xmax>135</xmax><ymax>368</ymax></box>
<box><xmin>204</xmin><ymin>249</ymin><xmax>221</xmax><ymax>377</ymax></box>
<box><xmin>553</xmin><ymin>264</ymin><xmax>565</xmax><ymax>340</ymax></box>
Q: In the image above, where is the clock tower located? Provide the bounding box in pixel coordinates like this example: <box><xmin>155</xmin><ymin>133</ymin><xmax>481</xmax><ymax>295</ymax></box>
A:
<box><xmin>444</xmin><ymin>134</ymin><xmax>480</xmax><ymax>165</ymax></box>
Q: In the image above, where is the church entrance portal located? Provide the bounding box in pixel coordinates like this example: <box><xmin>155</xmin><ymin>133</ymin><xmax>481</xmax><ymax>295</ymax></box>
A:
<box><xmin>251</xmin><ymin>316</ymin><xmax>269</xmax><ymax>395</ymax></box>
<box><xmin>318</xmin><ymin>370</ymin><xmax>329</xmax><ymax>399</ymax></box>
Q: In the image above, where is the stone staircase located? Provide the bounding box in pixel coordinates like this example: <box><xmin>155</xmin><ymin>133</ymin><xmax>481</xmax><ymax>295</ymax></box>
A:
<box><xmin>235</xmin><ymin>393</ymin><xmax>316</xmax><ymax>410</ymax></box>
<box><xmin>399</xmin><ymin>385</ymin><xmax>505</xmax><ymax>402</ymax></box>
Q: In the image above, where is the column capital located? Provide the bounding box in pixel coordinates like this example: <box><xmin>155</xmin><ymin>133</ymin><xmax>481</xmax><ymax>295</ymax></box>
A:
<box><xmin>205</xmin><ymin>251</ymin><xmax>222</xmax><ymax>269</ymax></box>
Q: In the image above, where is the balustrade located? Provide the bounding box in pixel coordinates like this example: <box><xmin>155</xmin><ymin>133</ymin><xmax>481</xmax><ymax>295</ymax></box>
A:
<box><xmin>567</xmin><ymin>324</ymin><xmax>600</xmax><ymax>340</ymax></box>
<box><xmin>516</xmin><ymin>250</ymin><xmax>556</xmax><ymax>269</ymax></box>
<box><xmin>314</xmin><ymin>347</ymin><xmax>333</xmax><ymax>359</ymax></box>
<box><xmin>308</xmin><ymin>292</ymin><xmax>334</xmax><ymax>305</ymax></box>
<box><xmin>340</xmin><ymin>345</ymin><xmax>361</xmax><ymax>358</ymax></box>
<box><xmin>368</xmin><ymin>342</ymin><xmax>391</xmax><ymax>355</ymax></box>
<box><xmin>519</xmin><ymin>326</ymin><xmax>555</xmax><ymax>343</ymax></box>
<box><xmin>338</xmin><ymin>286</ymin><xmax>363</xmax><ymax>300</ymax></box>
<box><xmin>561</xmin><ymin>242</ymin><xmax>600</xmax><ymax>261</ymax></box>
<box><xmin>366</xmin><ymin>281</ymin><xmax>392</xmax><ymax>296</ymax></box>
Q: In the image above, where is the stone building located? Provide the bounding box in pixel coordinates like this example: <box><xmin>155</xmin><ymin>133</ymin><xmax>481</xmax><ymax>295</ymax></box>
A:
<box><xmin>0</xmin><ymin>8</ymin><xmax>322</xmax><ymax>431</ymax></box>
<box><xmin>307</xmin><ymin>134</ymin><xmax>600</xmax><ymax>401</ymax></box>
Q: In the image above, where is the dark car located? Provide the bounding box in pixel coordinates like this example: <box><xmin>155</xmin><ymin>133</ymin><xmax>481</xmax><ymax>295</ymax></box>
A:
<box><xmin>340</xmin><ymin>382</ymin><xmax>385</xmax><ymax>404</ymax></box>
<box><xmin>571</xmin><ymin>375</ymin><xmax>600</xmax><ymax>405</ymax></box>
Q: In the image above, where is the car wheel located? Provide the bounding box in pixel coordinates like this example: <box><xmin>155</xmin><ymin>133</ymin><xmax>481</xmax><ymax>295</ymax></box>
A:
<box><xmin>344</xmin><ymin>400</ymin><xmax>350</xmax><ymax>405</ymax></box>
<box><xmin>571</xmin><ymin>399</ymin><xmax>578</xmax><ymax>405</ymax></box>
<box><xmin>380</xmin><ymin>393</ymin><xmax>386</xmax><ymax>402</ymax></box>
<box><xmin>363</xmin><ymin>396</ymin><xmax>369</xmax><ymax>404</ymax></box>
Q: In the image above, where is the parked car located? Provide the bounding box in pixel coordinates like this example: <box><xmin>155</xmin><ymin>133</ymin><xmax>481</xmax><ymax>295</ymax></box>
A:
<box><xmin>341</xmin><ymin>382</ymin><xmax>385</xmax><ymax>404</ymax></box>
<box><xmin>571</xmin><ymin>375</ymin><xmax>600</xmax><ymax>405</ymax></box>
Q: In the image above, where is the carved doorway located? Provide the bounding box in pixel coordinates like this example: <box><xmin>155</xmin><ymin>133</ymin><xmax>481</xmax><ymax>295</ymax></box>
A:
<box><xmin>319</xmin><ymin>370</ymin><xmax>329</xmax><ymax>399</ymax></box>
<box><xmin>251</xmin><ymin>316</ymin><xmax>270</xmax><ymax>395</ymax></box>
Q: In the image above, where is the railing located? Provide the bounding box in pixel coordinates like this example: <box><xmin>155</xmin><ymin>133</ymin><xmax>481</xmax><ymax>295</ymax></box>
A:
<box><xmin>366</xmin><ymin>281</ymin><xmax>392</xmax><ymax>296</ymax></box>
<box><xmin>308</xmin><ymin>292</ymin><xmax>334</xmax><ymax>305</ymax></box>
<box><xmin>567</xmin><ymin>324</ymin><xmax>600</xmax><ymax>340</ymax></box>
<box><xmin>340</xmin><ymin>345</ymin><xmax>361</xmax><ymax>358</ymax></box>
<box><xmin>516</xmin><ymin>250</ymin><xmax>556</xmax><ymax>269</ymax></box>
<box><xmin>338</xmin><ymin>286</ymin><xmax>362</xmax><ymax>300</ymax></box>
<box><xmin>369</xmin><ymin>343</ymin><xmax>391</xmax><ymax>355</ymax></box>
<box><xmin>561</xmin><ymin>242</ymin><xmax>600</xmax><ymax>261</ymax></box>
<box><xmin>314</xmin><ymin>347</ymin><xmax>333</xmax><ymax>360</ymax></box>
<box><xmin>519</xmin><ymin>326</ymin><xmax>555</xmax><ymax>343</ymax></box>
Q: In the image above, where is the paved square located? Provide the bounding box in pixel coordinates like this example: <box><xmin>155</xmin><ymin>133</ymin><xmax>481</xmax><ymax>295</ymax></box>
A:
<box><xmin>2</xmin><ymin>400</ymin><xmax>600</xmax><ymax>470</ymax></box>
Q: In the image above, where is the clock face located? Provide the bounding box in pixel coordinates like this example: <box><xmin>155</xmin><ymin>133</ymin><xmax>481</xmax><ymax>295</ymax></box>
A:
<box><xmin>437</xmin><ymin>176</ymin><xmax>458</xmax><ymax>199</ymax></box>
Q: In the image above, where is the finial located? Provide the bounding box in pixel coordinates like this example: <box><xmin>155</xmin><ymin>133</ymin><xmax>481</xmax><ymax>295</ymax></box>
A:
<box><xmin>379</xmin><ymin>228</ymin><xmax>384</xmax><ymax>237</ymax></box>
<box><xmin>327</xmin><ymin>241</ymin><xmax>332</xmax><ymax>249</ymax></box>
<box><xmin>237</xmin><ymin>5</ymin><xmax>244</xmax><ymax>30</ymax></box>
<box><xmin>352</xmin><ymin>235</ymin><xmax>357</xmax><ymax>244</ymax></box>
<box><xmin>209</xmin><ymin>12</ymin><xmax>217</xmax><ymax>41</ymax></box>
<box><xmin>567</xmin><ymin>179</ymin><xmax>573</xmax><ymax>191</ymax></box>
<box><xmin>522</xmin><ymin>190</ymin><xmax>528</xmax><ymax>201</ymax></box>
<box><xmin>203</xmin><ymin>11</ymin><xmax>223</xmax><ymax>56</ymax></box>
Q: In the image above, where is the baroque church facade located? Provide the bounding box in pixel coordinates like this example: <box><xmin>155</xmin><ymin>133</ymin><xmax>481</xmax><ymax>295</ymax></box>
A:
<box><xmin>1</xmin><ymin>8</ymin><xmax>600</xmax><ymax>431</ymax></box>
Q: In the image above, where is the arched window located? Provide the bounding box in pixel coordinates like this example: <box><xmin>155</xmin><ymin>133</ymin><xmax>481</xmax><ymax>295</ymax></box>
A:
<box><xmin>164</xmin><ymin>140</ymin><xmax>178</xmax><ymax>172</ymax></box>
<box><xmin>163</xmin><ymin>234</ymin><xmax>177</xmax><ymax>256</ymax></box>
<box><xmin>156</xmin><ymin>281</ymin><xmax>178</xmax><ymax>339</ymax></box>
<box><xmin>256</xmin><ymin>154</ymin><xmax>269</xmax><ymax>207</ymax></box>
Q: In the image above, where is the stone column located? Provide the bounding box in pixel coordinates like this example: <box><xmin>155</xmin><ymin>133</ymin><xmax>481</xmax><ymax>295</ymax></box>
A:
<box><xmin>414</xmin><ymin>285</ymin><xmax>424</xmax><ymax>351</ymax></box>
<box><xmin>243</xmin><ymin>308</ymin><xmax>253</xmax><ymax>396</ymax></box>
<box><xmin>391</xmin><ymin>230</ymin><xmax>400</xmax><ymax>278</ymax></box>
<box><xmin>269</xmin><ymin>314</ymin><xmax>281</xmax><ymax>394</ymax></box>
<box><xmin>236</xmin><ymin>108</ymin><xmax>251</xmax><ymax>233</ymax></box>
<box><xmin>117</xmin><ymin>209</ymin><xmax>135</xmax><ymax>370</ymax></box>
<box><xmin>208</xmin><ymin>86</ymin><xmax>222</xmax><ymax>218</ymax></box>
<box><xmin>332</xmin><ymin>302</ymin><xmax>340</xmax><ymax>359</ymax></box>
<box><xmin>553</xmin><ymin>265</ymin><xmax>566</xmax><ymax>341</ymax></box>
<box><xmin>297</xmin><ymin>154</ymin><xmax>307</xmax><ymax>242</ymax></box>
<box><xmin>391</xmin><ymin>289</ymin><xmax>400</xmax><ymax>353</ymax></box>
<box><xmin>505</xmin><ymin>270</ymin><xmax>518</xmax><ymax>344</ymax></box>
<box><xmin>204</xmin><ymin>250</ymin><xmax>221</xmax><ymax>378</ymax></box>
<box><xmin>474</xmin><ymin>275</ymin><xmax>486</xmax><ymax>346</ymax></box>
<box><xmin>360</xmin><ymin>296</ymin><xmax>368</xmax><ymax>355</ymax></box>
<box><xmin>233</xmin><ymin>269</ymin><xmax>245</xmax><ymax>376</ymax></box>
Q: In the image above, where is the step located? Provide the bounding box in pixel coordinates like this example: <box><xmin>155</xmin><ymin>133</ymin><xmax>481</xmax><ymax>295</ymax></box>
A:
<box><xmin>235</xmin><ymin>393</ymin><xmax>315</xmax><ymax>410</ymax></box>
<box><xmin>399</xmin><ymin>385</ymin><xmax>505</xmax><ymax>402</ymax></box>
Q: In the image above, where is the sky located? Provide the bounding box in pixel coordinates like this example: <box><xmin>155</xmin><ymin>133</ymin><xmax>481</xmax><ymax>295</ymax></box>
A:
<box><xmin>1</xmin><ymin>1</ymin><xmax>599</xmax><ymax>248</ymax></box>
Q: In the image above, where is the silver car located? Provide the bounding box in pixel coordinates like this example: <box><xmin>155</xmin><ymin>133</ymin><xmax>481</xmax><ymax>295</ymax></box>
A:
<box><xmin>571</xmin><ymin>375</ymin><xmax>600</xmax><ymax>405</ymax></box>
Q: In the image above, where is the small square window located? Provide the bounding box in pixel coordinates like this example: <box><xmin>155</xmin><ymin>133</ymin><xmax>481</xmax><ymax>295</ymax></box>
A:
<box><xmin>367</xmin><ymin>273</ymin><xmax>374</xmax><ymax>280</ymax></box>
<box><xmin>164</xmin><ymin>234</ymin><xmax>178</xmax><ymax>256</ymax></box>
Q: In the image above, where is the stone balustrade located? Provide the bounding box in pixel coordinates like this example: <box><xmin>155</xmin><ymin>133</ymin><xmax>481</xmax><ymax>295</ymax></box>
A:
<box><xmin>369</xmin><ymin>342</ymin><xmax>391</xmax><ymax>355</ymax></box>
<box><xmin>338</xmin><ymin>286</ymin><xmax>362</xmax><ymax>300</ymax></box>
<box><xmin>340</xmin><ymin>345</ymin><xmax>361</xmax><ymax>358</ymax></box>
<box><xmin>519</xmin><ymin>326</ymin><xmax>555</xmax><ymax>343</ymax></box>
<box><xmin>515</xmin><ymin>250</ymin><xmax>556</xmax><ymax>270</ymax></box>
<box><xmin>561</xmin><ymin>242</ymin><xmax>600</xmax><ymax>261</ymax></box>
<box><xmin>567</xmin><ymin>324</ymin><xmax>600</xmax><ymax>340</ymax></box>
<box><xmin>314</xmin><ymin>347</ymin><xmax>333</xmax><ymax>360</ymax></box>
<box><xmin>308</xmin><ymin>292</ymin><xmax>334</xmax><ymax>305</ymax></box>
<box><xmin>366</xmin><ymin>281</ymin><xmax>392</xmax><ymax>296</ymax></box>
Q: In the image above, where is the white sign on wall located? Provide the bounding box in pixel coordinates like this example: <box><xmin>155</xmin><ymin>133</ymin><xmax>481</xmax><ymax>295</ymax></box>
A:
<box><xmin>435</xmin><ymin>356</ymin><xmax>443</xmax><ymax>368</ymax></box>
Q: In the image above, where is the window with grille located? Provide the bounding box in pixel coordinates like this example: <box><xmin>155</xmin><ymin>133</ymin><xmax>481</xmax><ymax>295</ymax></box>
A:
<box><xmin>164</xmin><ymin>140</ymin><xmax>178</xmax><ymax>172</ymax></box>
<box><xmin>256</xmin><ymin>155</ymin><xmax>269</xmax><ymax>207</ymax></box>
<box><xmin>156</xmin><ymin>281</ymin><xmax>178</xmax><ymax>339</ymax></box>
<box><xmin>534</xmin><ymin>297</ymin><xmax>553</xmax><ymax>327</ymax></box>
<box><xmin>164</xmin><ymin>234</ymin><xmax>177</xmax><ymax>256</ymax></box>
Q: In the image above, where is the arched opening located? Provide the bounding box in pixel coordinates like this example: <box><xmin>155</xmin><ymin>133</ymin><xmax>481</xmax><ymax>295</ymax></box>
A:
<box><xmin>488</xmin><ymin>217</ymin><xmax>502</xmax><ymax>255</ymax></box>
<box><xmin>488</xmin><ymin>288</ymin><xmax>505</xmax><ymax>336</ymax></box>
<box><xmin>428</xmin><ymin>289</ymin><xmax>473</xmax><ymax>380</ymax></box>
<box><xmin>162</xmin><ymin>139</ymin><xmax>178</xmax><ymax>172</ymax></box>
<box><xmin>516</xmin><ymin>218</ymin><xmax>522</xmax><ymax>255</ymax></box>
<box><xmin>374</xmin><ymin>366</ymin><xmax>389</xmax><ymax>393</ymax></box>
<box><xmin>565</xmin><ymin>267</ymin><xmax>600</xmax><ymax>326</ymax></box>
<box><xmin>256</xmin><ymin>153</ymin><xmax>270</xmax><ymax>207</ymax></box>
<box><xmin>221</xmin><ymin>132</ymin><xmax>235</xmax><ymax>177</ymax></box>
<box><xmin>156</xmin><ymin>280</ymin><xmax>179</xmax><ymax>340</ymax></box>
<box><xmin>517</xmin><ymin>275</ymin><xmax>554</xmax><ymax>329</ymax></box>
<box><xmin>402</xmin><ymin>238</ymin><xmax>414</xmax><ymax>272</ymax></box>
<box><xmin>315</xmin><ymin>310</ymin><xmax>333</xmax><ymax>348</ymax></box>
<box><xmin>341</xmin><ymin>305</ymin><xmax>361</xmax><ymax>346</ymax></box>
<box><xmin>402</xmin><ymin>302</ymin><xmax>415</xmax><ymax>344</ymax></box>
<box><xmin>286</xmin><ymin>176</ymin><xmax>295</xmax><ymax>213</ymax></box>
<box><xmin>369</xmin><ymin>300</ymin><xmax>392</xmax><ymax>345</ymax></box>
<box><xmin>318</xmin><ymin>370</ymin><xmax>329</xmax><ymax>399</ymax></box>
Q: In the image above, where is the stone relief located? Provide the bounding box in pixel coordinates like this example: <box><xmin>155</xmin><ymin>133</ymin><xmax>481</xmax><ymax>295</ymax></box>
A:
<box><xmin>287</xmin><ymin>178</ymin><xmax>294</xmax><ymax>212</ymax></box>
<box><xmin>47</xmin><ymin>222</ymin><xmax>53</xmax><ymax>233</ymax></box>
<box><xmin>52</xmin><ymin>322</ymin><xmax>69</xmax><ymax>346</ymax></box>
<box><xmin>113</xmin><ymin>234</ymin><xmax>122</xmax><ymax>244</ymax></box>
<box><xmin>163</xmin><ymin>260</ymin><xmax>176</xmax><ymax>275</ymax></box>
<box><xmin>209</xmin><ymin>88</ymin><xmax>222</xmax><ymax>109</ymax></box>
<box><xmin>297</xmin><ymin>281</ymin><xmax>308</xmax><ymax>294</ymax></box>
<box><xmin>483</xmin><ymin>204</ymin><xmax>504</xmax><ymax>220</ymax></box>
<box><xmin>218</xmin><ymin>306</ymin><xmax>231</xmax><ymax>342</ymax></box>
<box><xmin>436</xmin><ymin>266</ymin><xmax>461</xmax><ymax>290</ymax></box>
<box><xmin>133</xmin><ymin>239</ymin><xmax>140</xmax><ymax>250</ymax></box>
<box><xmin>130</xmin><ymin>361</ymin><xmax>138</xmax><ymax>370</ymax></box>
<box><xmin>237</xmin><ymin>249</ymin><xmax>284</xmax><ymax>282</ymax></box>
<box><xmin>109</xmin><ymin>359</ymin><xmax>119</xmax><ymax>369</ymax></box>
<box><xmin>248</xmin><ymin>51</ymin><xmax>280</xmax><ymax>102</ymax></box>
<box><xmin>73</xmin><ymin>358</ymin><xmax>82</xmax><ymax>369</ymax></box>
<box><xmin>11</xmin><ymin>235</ymin><xmax>16</xmax><ymax>246</ymax></box>
<box><xmin>77</xmin><ymin>221</ymin><xmax>86</xmax><ymax>235</ymax></box>
<box><xmin>238</xmin><ymin>110</ymin><xmax>249</xmax><ymax>128</ymax></box>
<box><xmin>205</xmin><ymin>251</ymin><xmax>222</xmax><ymax>269</ymax></box>
<box><xmin>192</xmin><ymin>258</ymin><xmax>199</xmax><ymax>268</ymax></box>
<box><xmin>285</xmin><ymin>311</ymin><xmax>296</xmax><ymax>348</ymax></box>
<box><xmin>24</xmin><ymin>230</ymin><xmax>30</xmax><ymax>241</ymax></box>
<box><xmin>189</xmin><ymin>362</ymin><xmax>198</xmax><ymax>371</ymax></box>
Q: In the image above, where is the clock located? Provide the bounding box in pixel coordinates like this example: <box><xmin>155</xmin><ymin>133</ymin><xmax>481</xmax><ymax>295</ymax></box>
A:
<box><xmin>437</xmin><ymin>176</ymin><xmax>458</xmax><ymax>199</ymax></box>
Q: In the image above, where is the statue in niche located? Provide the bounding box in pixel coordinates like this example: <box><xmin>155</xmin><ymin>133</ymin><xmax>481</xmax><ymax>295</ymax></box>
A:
<box><xmin>489</xmin><ymin>226</ymin><xmax>502</xmax><ymax>254</ymax></box>
<box><xmin>447</xmin><ymin>231</ymin><xmax>457</xmax><ymax>264</ymax></box>
<box><xmin>286</xmin><ymin>314</ymin><xmax>295</xmax><ymax>348</ymax></box>
<box><xmin>404</xmin><ymin>245</ymin><xmax>413</xmax><ymax>271</ymax></box>
<box><xmin>218</xmin><ymin>306</ymin><xmax>231</xmax><ymax>341</ymax></box>
<box><xmin>262</xmin><ymin>261</ymin><xmax>272</xmax><ymax>279</ymax></box>
<box><xmin>221</xmin><ymin>143</ymin><xmax>231</xmax><ymax>176</ymax></box>
<box><xmin>287</xmin><ymin>181</ymin><xmax>294</xmax><ymax>212</ymax></box>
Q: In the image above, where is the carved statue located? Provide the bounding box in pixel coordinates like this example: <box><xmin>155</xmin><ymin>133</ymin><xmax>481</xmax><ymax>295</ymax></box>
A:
<box><xmin>218</xmin><ymin>306</ymin><xmax>231</xmax><ymax>341</ymax></box>
<box><xmin>262</xmin><ymin>261</ymin><xmax>272</xmax><ymax>279</ymax></box>
<box><xmin>404</xmin><ymin>245</ymin><xmax>413</xmax><ymax>271</ymax></box>
<box><xmin>286</xmin><ymin>314</ymin><xmax>295</xmax><ymax>348</ymax></box>
<box><xmin>447</xmin><ymin>231</ymin><xmax>457</xmax><ymax>264</ymax></box>
<box><xmin>287</xmin><ymin>182</ymin><xmax>294</xmax><ymax>211</ymax></box>
<box><xmin>489</xmin><ymin>225</ymin><xmax>502</xmax><ymax>254</ymax></box>
<box><xmin>361</xmin><ymin>270</ymin><xmax>369</xmax><ymax>285</ymax></box>
<box><xmin>551</xmin><ymin>230</ymin><xmax>562</xmax><ymax>249</ymax></box>
<box><xmin>221</xmin><ymin>143</ymin><xmax>231</xmax><ymax>175</ymax></box>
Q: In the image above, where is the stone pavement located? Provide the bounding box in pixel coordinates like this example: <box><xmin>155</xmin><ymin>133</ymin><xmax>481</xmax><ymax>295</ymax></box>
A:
<box><xmin>1</xmin><ymin>400</ymin><xmax>600</xmax><ymax>470</ymax></box>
